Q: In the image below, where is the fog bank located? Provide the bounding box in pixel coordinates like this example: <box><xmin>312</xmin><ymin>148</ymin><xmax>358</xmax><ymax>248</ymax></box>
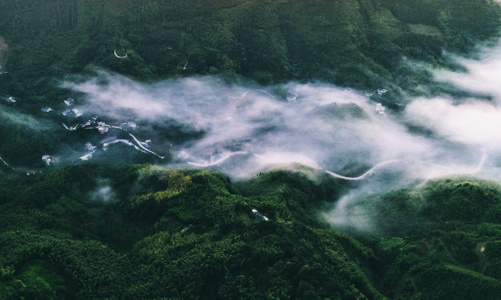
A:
<box><xmin>61</xmin><ymin>72</ymin><xmax>448</xmax><ymax>178</ymax></box>
<box><xmin>58</xmin><ymin>41</ymin><xmax>501</xmax><ymax>232</ymax></box>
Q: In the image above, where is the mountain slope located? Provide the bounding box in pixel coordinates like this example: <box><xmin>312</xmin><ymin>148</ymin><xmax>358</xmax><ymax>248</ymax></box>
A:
<box><xmin>1</xmin><ymin>165</ymin><xmax>501</xmax><ymax>298</ymax></box>
<box><xmin>0</xmin><ymin>0</ymin><xmax>499</xmax><ymax>95</ymax></box>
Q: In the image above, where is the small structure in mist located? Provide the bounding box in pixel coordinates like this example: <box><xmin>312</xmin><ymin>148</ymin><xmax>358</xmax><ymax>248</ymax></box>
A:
<box><xmin>42</xmin><ymin>155</ymin><xmax>52</xmax><ymax>165</ymax></box>
<box><xmin>80</xmin><ymin>151</ymin><xmax>95</xmax><ymax>161</ymax></box>
<box><xmin>85</xmin><ymin>142</ymin><xmax>97</xmax><ymax>151</ymax></box>
<box><xmin>252</xmin><ymin>209</ymin><xmax>269</xmax><ymax>222</ymax></box>
<box><xmin>41</xmin><ymin>107</ymin><xmax>53</xmax><ymax>113</ymax></box>
<box><xmin>4</xmin><ymin>96</ymin><xmax>16</xmax><ymax>103</ymax></box>
<box><xmin>375</xmin><ymin>103</ymin><xmax>386</xmax><ymax>117</ymax></box>
<box><xmin>62</xmin><ymin>123</ymin><xmax>79</xmax><ymax>131</ymax></box>
<box><xmin>62</xmin><ymin>108</ymin><xmax>82</xmax><ymax>117</ymax></box>
<box><xmin>97</xmin><ymin>121</ymin><xmax>110</xmax><ymax>134</ymax></box>
<box><xmin>64</xmin><ymin>98</ymin><xmax>75</xmax><ymax>106</ymax></box>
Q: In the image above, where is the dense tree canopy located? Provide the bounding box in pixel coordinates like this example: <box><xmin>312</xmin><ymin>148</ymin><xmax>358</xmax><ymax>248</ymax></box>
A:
<box><xmin>0</xmin><ymin>164</ymin><xmax>501</xmax><ymax>298</ymax></box>
<box><xmin>1</xmin><ymin>0</ymin><xmax>501</xmax><ymax>298</ymax></box>
<box><xmin>0</xmin><ymin>0</ymin><xmax>499</xmax><ymax>96</ymax></box>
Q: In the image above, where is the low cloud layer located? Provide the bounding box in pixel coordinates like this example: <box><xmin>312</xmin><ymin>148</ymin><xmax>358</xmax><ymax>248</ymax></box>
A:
<box><xmin>61</xmin><ymin>66</ymin><xmax>497</xmax><ymax>182</ymax></box>
<box><xmin>434</xmin><ymin>40</ymin><xmax>501</xmax><ymax>101</ymax></box>
<box><xmin>406</xmin><ymin>98</ymin><xmax>501</xmax><ymax>147</ymax></box>
<box><xmin>59</xmin><ymin>42</ymin><xmax>501</xmax><ymax>233</ymax></box>
<box><xmin>62</xmin><ymin>71</ymin><xmax>455</xmax><ymax>180</ymax></box>
<box><xmin>329</xmin><ymin>41</ymin><xmax>501</xmax><ymax>233</ymax></box>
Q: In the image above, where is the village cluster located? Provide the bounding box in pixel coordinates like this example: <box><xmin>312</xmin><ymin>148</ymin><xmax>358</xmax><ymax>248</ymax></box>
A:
<box><xmin>3</xmin><ymin>86</ymin><xmax>389</xmax><ymax>171</ymax></box>
<box><xmin>39</xmin><ymin>97</ymin><xmax>163</xmax><ymax>166</ymax></box>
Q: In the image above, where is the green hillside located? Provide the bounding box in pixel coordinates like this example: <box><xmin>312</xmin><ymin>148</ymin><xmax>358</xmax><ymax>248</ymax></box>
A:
<box><xmin>1</xmin><ymin>165</ymin><xmax>501</xmax><ymax>298</ymax></box>
<box><xmin>0</xmin><ymin>0</ymin><xmax>499</xmax><ymax>96</ymax></box>
<box><xmin>1</xmin><ymin>0</ymin><xmax>501</xmax><ymax>298</ymax></box>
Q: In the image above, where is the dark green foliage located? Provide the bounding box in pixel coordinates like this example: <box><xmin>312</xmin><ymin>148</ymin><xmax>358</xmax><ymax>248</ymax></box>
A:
<box><xmin>384</xmin><ymin>0</ymin><xmax>501</xmax><ymax>51</ymax></box>
<box><xmin>361</xmin><ymin>178</ymin><xmax>501</xmax><ymax>299</ymax></box>
<box><xmin>1</xmin><ymin>1</ymin><xmax>501</xmax><ymax>298</ymax></box>
<box><xmin>0</xmin><ymin>106</ymin><xmax>62</xmax><ymax>167</ymax></box>
<box><xmin>421</xmin><ymin>178</ymin><xmax>501</xmax><ymax>223</ymax></box>
<box><xmin>343</xmin><ymin>178</ymin><xmax>501</xmax><ymax>236</ymax></box>
<box><xmin>1</xmin><ymin>259</ymin><xmax>73</xmax><ymax>299</ymax></box>
<box><xmin>236</xmin><ymin>170</ymin><xmax>345</xmax><ymax>226</ymax></box>
<box><xmin>0</xmin><ymin>165</ymin><xmax>383</xmax><ymax>298</ymax></box>
<box><xmin>19</xmin><ymin>166</ymin><xmax>94</xmax><ymax>208</ymax></box>
<box><xmin>1</xmin><ymin>161</ymin><xmax>501</xmax><ymax>298</ymax></box>
<box><xmin>370</xmin><ymin>228</ymin><xmax>501</xmax><ymax>298</ymax></box>
<box><xmin>1</xmin><ymin>0</ymin><xmax>499</xmax><ymax>96</ymax></box>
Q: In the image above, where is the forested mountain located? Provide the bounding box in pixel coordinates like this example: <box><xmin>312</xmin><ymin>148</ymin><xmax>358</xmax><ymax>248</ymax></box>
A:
<box><xmin>1</xmin><ymin>0</ymin><xmax>501</xmax><ymax>299</ymax></box>
<box><xmin>1</xmin><ymin>165</ymin><xmax>501</xmax><ymax>298</ymax></box>
<box><xmin>0</xmin><ymin>0</ymin><xmax>499</xmax><ymax>94</ymax></box>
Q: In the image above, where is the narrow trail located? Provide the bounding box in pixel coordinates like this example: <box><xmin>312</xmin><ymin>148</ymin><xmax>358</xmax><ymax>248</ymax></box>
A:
<box><xmin>325</xmin><ymin>159</ymin><xmax>403</xmax><ymax>181</ymax></box>
<box><xmin>185</xmin><ymin>149</ymin><xmax>488</xmax><ymax>181</ymax></box>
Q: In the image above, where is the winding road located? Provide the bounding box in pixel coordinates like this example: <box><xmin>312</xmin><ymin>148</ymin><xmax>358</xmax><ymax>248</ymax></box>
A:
<box><xmin>325</xmin><ymin>159</ymin><xmax>403</xmax><ymax>180</ymax></box>
<box><xmin>324</xmin><ymin>149</ymin><xmax>487</xmax><ymax>181</ymax></box>
<box><xmin>184</xmin><ymin>148</ymin><xmax>487</xmax><ymax>182</ymax></box>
